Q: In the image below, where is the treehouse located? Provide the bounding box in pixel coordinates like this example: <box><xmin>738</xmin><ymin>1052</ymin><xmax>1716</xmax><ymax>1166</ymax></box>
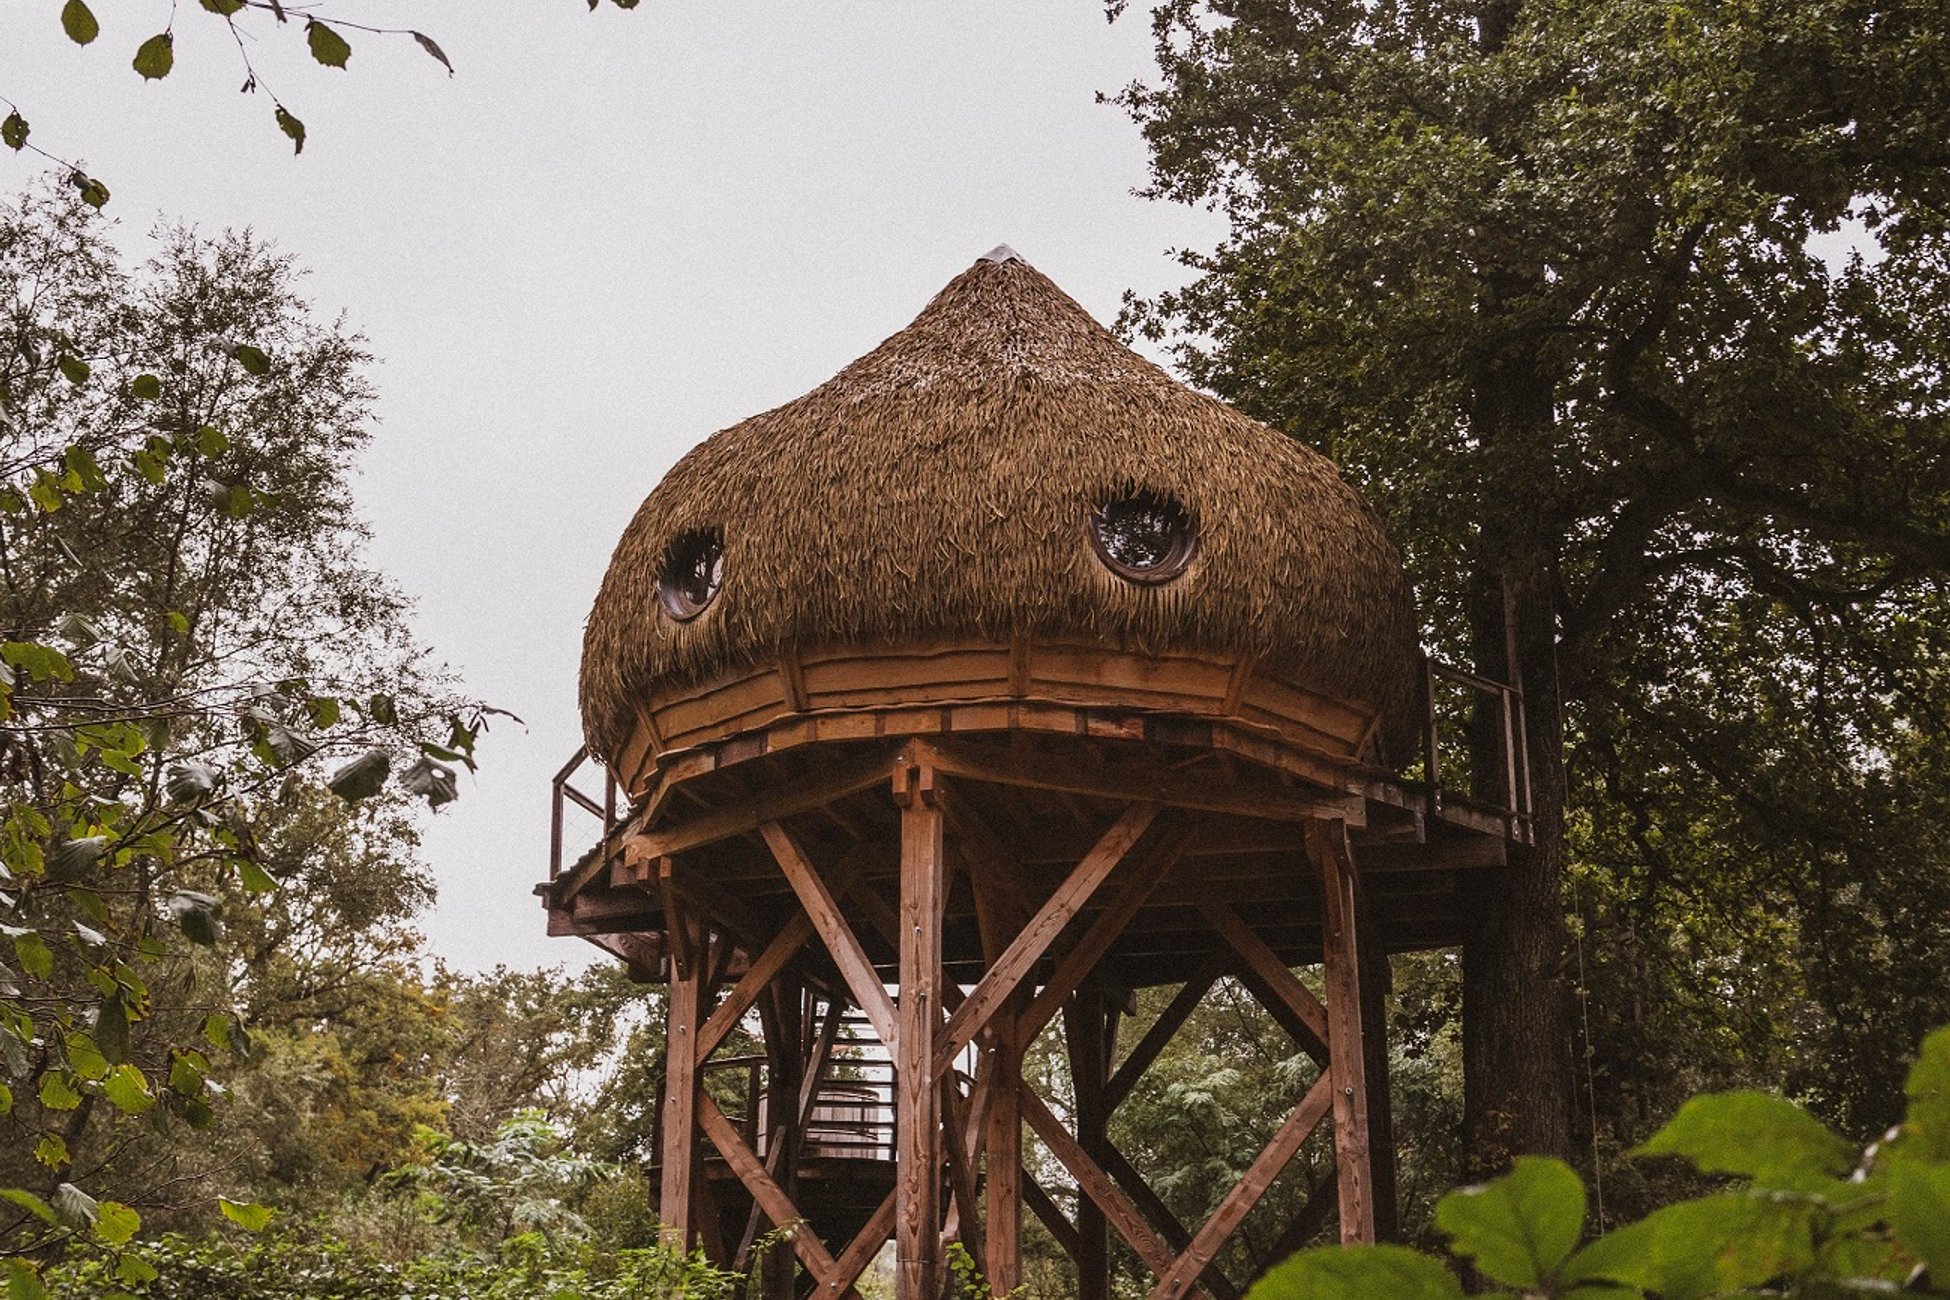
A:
<box><xmin>538</xmin><ymin>248</ymin><xmax>1530</xmax><ymax>1299</ymax></box>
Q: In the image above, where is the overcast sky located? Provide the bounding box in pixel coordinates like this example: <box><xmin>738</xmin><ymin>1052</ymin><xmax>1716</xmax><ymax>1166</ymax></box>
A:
<box><xmin>4</xmin><ymin>2</ymin><xmax>1226</xmax><ymax>973</ymax></box>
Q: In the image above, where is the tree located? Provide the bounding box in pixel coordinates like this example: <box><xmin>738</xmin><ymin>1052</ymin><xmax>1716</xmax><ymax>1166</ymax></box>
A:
<box><xmin>0</xmin><ymin>181</ymin><xmax>500</xmax><ymax>1282</ymax></box>
<box><xmin>1115</xmin><ymin>0</ymin><xmax>1950</xmax><ymax>1172</ymax></box>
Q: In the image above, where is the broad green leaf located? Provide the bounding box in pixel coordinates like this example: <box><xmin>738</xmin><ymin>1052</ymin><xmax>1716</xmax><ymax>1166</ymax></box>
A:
<box><xmin>402</xmin><ymin>755</ymin><xmax>458</xmax><ymax>809</ymax></box>
<box><xmin>0</xmin><ymin>1083</ymin><xmax>10</xmax><ymax>1115</ymax></box>
<box><xmin>218</xmin><ymin>1197</ymin><xmax>275</xmax><ymax>1232</ymax></box>
<box><xmin>200</xmin><ymin>0</ymin><xmax>245</xmax><ymax>12</ymax></box>
<box><xmin>1434</xmin><ymin>1155</ymin><xmax>1585</xmax><ymax>1288</ymax></box>
<box><xmin>59</xmin><ymin>0</ymin><xmax>98</xmax><ymax>44</ymax></box>
<box><xmin>114</xmin><ymin>1256</ymin><xmax>157</xmax><ymax>1286</ymax></box>
<box><xmin>168</xmin><ymin>1051</ymin><xmax>206</xmax><ymax>1097</ymax></box>
<box><xmin>38</xmin><ymin>1071</ymin><xmax>81</xmax><ymax>1111</ymax></box>
<box><xmin>65</xmin><ymin>1031</ymin><xmax>107</xmax><ymax>1081</ymax></box>
<box><xmin>132</xmin><ymin>33</ymin><xmax>174</xmax><ymax>80</ymax></box>
<box><xmin>56</xmin><ymin>355</ymin><xmax>89</xmax><ymax>385</ymax></box>
<box><xmin>51</xmin><ymin>1182</ymin><xmax>97</xmax><ymax>1230</ymax></box>
<box><xmin>200</xmin><ymin>1013</ymin><xmax>233</xmax><ymax>1053</ymax></box>
<box><xmin>167</xmin><ymin>891</ymin><xmax>222</xmax><ymax>945</ymax></box>
<box><xmin>1637</xmin><ymin>1090</ymin><xmax>1853</xmax><ymax>1188</ymax></box>
<box><xmin>306</xmin><ymin>20</ymin><xmax>351</xmax><ymax>67</ymax></box>
<box><xmin>13</xmin><ymin>932</ymin><xmax>52</xmax><ymax>980</ymax></box>
<box><xmin>165</xmin><ymin>610</ymin><xmax>190</xmax><ymax>635</ymax></box>
<box><xmin>413</xmin><ymin>31</ymin><xmax>453</xmax><ymax>74</ymax></box>
<box><xmin>1904</xmin><ymin>1026</ymin><xmax>1950</xmax><ymax>1161</ymax></box>
<box><xmin>275</xmin><ymin>106</ymin><xmax>306</xmax><ymax>155</ymax></box>
<box><xmin>71</xmin><ymin>173</ymin><xmax>110</xmax><ymax>209</ymax></box>
<box><xmin>328</xmin><ymin>749</ymin><xmax>391</xmax><ymax>802</ymax></box>
<box><xmin>130</xmin><ymin>373</ymin><xmax>162</xmax><ymax>401</ymax></box>
<box><xmin>304</xmin><ymin>695</ymin><xmax>341</xmax><ymax>728</ymax></box>
<box><xmin>1</xmin><ymin>113</ymin><xmax>26</xmax><ymax>151</ymax></box>
<box><xmin>94</xmin><ymin>996</ymin><xmax>129</xmax><ymax>1064</ymax></box>
<box><xmin>232</xmin><ymin>343</ymin><xmax>271</xmax><ymax>375</ymax></box>
<box><xmin>4</xmin><ymin>1258</ymin><xmax>47</xmax><ymax>1300</ymax></box>
<box><xmin>1</xmin><ymin>642</ymin><xmax>73</xmax><ymax>682</ymax></box>
<box><xmin>92</xmin><ymin>1199</ymin><xmax>139</xmax><ymax>1246</ymax></box>
<box><xmin>195</xmin><ymin>424</ymin><xmax>229</xmax><ymax>456</ymax></box>
<box><xmin>101</xmin><ymin>1064</ymin><xmax>153</xmax><ymax>1114</ymax></box>
<box><xmin>1246</xmin><ymin>1245</ymin><xmax>1464</xmax><ymax>1300</ymax></box>
<box><xmin>0</xmin><ymin>1188</ymin><xmax>56</xmax><ymax>1225</ymax></box>
<box><xmin>34</xmin><ymin>1134</ymin><xmax>70</xmax><ymax>1170</ymax></box>
<box><xmin>236</xmin><ymin>858</ymin><xmax>278</xmax><ymax>893</ymax></box>
<box><xmin>1892</xmin><ymin>1161</ymin><xmax>1950</xmax><ymax>1271</ymax></box>
<box><xmin>1563</xmin><ymin>1192</ymin><xmax>1815</xmax><ymax>1300</ymax></box>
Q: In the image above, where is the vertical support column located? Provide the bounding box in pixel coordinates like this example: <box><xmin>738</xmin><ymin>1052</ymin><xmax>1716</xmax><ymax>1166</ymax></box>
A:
<box><xmin>659</xmin><ymin>865</ymin><xmax>703</xmax><ymax>1252</ymax></box>
<box><xmin>1361</xmin><ymin>927</ymin><xmax>1399</xmax><ymax>1241</ymax></box>
<box><xmin>983</xmin><ymin>1024</ymin><xmax>1023</xmax><ymax>1294</ymax></box>
<box><xmin>1066</xmin><ymin>992</ymin><xmax>1111</xmax><ymax>1300</ymax></box>
<box><xmin>895</xmin><ymin>760</ymin><xmax>947</xmax><ymax>1300</ymax></box>
<box><xmin>1311</xmin><ymin>818</ymin><xmax>1376</xmax><ymax>1243</ymax></box>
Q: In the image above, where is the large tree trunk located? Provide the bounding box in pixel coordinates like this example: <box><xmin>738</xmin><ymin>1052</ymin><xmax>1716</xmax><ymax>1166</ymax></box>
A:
<box><xmin>1459</xmin><ymin>348</ymin><xmax>1575</xmax><ymax>1175</ymax></box>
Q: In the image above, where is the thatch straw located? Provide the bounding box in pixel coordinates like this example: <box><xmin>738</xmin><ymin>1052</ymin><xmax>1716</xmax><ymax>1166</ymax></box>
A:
<box><xmin>580</xmin><ymin>251</ymin><xmax>1420</xmax><ymax>764</ymax></box>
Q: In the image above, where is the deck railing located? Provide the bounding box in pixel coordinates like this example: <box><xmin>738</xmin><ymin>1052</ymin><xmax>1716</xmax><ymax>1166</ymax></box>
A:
<box><xmin>548</xmin><ymin>746</ymin><xmax>616</xmax><ymax>882</ymax></box>
<box><xmin>1420</xmin><ymin>657</ymin><xmax>1534</xmax><ymax>844</ymax></box>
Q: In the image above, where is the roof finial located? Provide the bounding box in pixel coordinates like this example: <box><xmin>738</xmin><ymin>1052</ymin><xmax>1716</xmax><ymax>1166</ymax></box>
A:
<box><xmin>978</xmin><ymin>244</ymin><xmax>1025</xmax><ymax>265</ymax></box>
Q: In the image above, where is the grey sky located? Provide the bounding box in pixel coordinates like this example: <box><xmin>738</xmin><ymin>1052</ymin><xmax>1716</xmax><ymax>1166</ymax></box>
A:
<box><xmin>5</xmin><ymin>2</ymin><xmax>1225</xmax><ymax>972</ymax></box>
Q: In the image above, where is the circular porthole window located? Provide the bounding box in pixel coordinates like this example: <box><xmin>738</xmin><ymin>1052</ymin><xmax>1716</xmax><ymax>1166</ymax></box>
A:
<box><xmin>1089</xmin><ymin>488</ymin><xmax>1196</xmax><ymax>584</ymax></box>
<box><xmin>657</xmin><ymin>529</ymin><xmax>725</xmax><ymax>622</ymax></box>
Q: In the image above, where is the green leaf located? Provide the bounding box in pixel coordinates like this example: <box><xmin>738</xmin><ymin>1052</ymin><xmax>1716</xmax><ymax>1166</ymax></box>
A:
<box><xmin>199</xmin><ymin>1013</ymin><xmax>233</xmax><ymax>1053</ymax></box>
<box><xmin>114</xmin><ymin>1256</ymin><xmax>157</xmax><ymax>1286</ymax></box>
<box><xmin>165</xmin><ymin>610</ymin><xmax>190</xmax><ymax>635</ymax></box>
<box><xmin>92</xmin><ymin>1199</ymin><xmax>139</xmax><ymax>1246</ymax></box>
<box><xmin>65</xmin><ymin>1031</ymin><xmax>107</xmax><ymax>1081</ymax></box>
<box><xmin>4</xmin><ymin>1258</ymin><xmax>47</xmax><ymax>1300</ymax></box>
<box><xmin>168</xmin><ymin>1051</ymin><xmax>206</xmax><ymax>1097</ymax></box>
<box><xmin>0</xmin><ymin>1188</ymin><xmax>57</xmax><ymax>1225</ymax></box>
<box><xmin>402</xmin><ymin>756</ymin><xmax>458</xmax><ymax>809</ymax></box>
<box><xmin>274</xmin><ymin>105</ymin><xmax>306</xmax><ymax>155</ymax></box>
<box><xmin>132</xmin><ymin>33</ymin><xmax>174</xmax><ymax>80</ymax></box>
<box><xmin>1</xmin><ymin>113</ymin><xmax>27</xmax><ymax>151</ymax></box>
<box><xmin>165</xmin><ymin>761</ymin><xmax>217</xmax><ymax>803</ymax></box>
<box><xmin>0</xmin><ymin>1083</ymin><xmax>11</xmax><ymax>1115</ymax></box>
<box><xmin>231</xmin><ymin>343</ymin><xmax>272</xmax><ymax>375</ymax></box>
<box><xmin>195</xmin><ymin>424</ymin><xmax>229</xmax><ymax>456</ymax></box>
<box><xmin>130</xmin><ymin>373</ymin><xmax>162</xmax><ymax>401</ymax></box>
<box><xmin>38</xmin><ymin>1071</ymin><xmax>82</xmax><ymax>1111</ymax></box>
<box><xmin>59</xmin><ymin>0</ymin><xmax>98</xmax><ymax>44</ymax></box>
<box><xmin>1637</xmin><ymin>1090</ymin><xmax>1854</xmax><ymax>1188</ymax></box>
<box><xmin>305</xmin><ymin>20</ymin><xmax>351</xmax><ymax>68</ymax></box>
<box><xmin>200</xmin><ymin>0</ymin><xmax>246</xmax><ymax>12</ymax></box>
<box><xmin>413</xmin><ymin>31</ymin><xmax>453</xmax><ymax>75</ymax></box>
<box><xmin>1562</xmin><ymin>1192</ymin><xmax>1815</xmax><ymax>1300</ymax></box>
<box><xmin>328</xmin><ymin>749</ymin><xmax>391</xmax><ymax>802</ymax></box>
<box><xmin>101</xmin><ymin>1064</ymin><xmax>153</xmax><ymax>1115</ymax></box>
<box><xmin>13</xmin><ymin>932</ymin><xmax>52</xmax><ymax>980</ymax></box>
<box><xmin>56</xmin><ymin>355</ymin><xmax>89</xmax><ymax>385</ymax></box>
<box><xmin>71</xmin><ymin>173</ymin><xmax>110</xmax><ymax>209</ymax></box>
<box><xmin>34</xmin><ymin>1133</ymin><xmax>70</xmax><ymax>1170</ymax></box>
<box><xmin>1892</xmin><ymin>1160</ymin><xmax>1950</xmax><ymax>1271</ymax></box>
<box><xmin>1434</xmin><ymin>1155</ymin><xmax>1585</xmax><ymax>1288</ymax></box>
<box><xmin>236</xmin><ymin>858</ymin><xmax>278</xmax><ymax>893</ymax></box>
<box><xmin>94</xmin><ymin>997</ymin><xmax>129</xmax><ymax>1064</ymax></box>
<box><xmin>304</xmin><ymin>695</ymin><xmax>341</xmax><ymax>729</ymax></box>
<box><xmin>218</xmin><ymin>1197</ymin><xmax>275</xmax><ymax>1232</ymax></box>
<box><xmin>1904</xmin><ymin>1026</ymin><xmax>1950</xmax><ymax>1162</ymax></box>
<box><xmin>51</xmin><ymin>1182</ymin><xmax>97</xmax><ymax>1230</ymax></box>
<box><xmin>2</xmin><ymin>642</ymin><xmax>74</xmax><ymax>682</ymax></box>
<box><xmin>1245</xmin><ymin>1244</ymin><xmax>1464</xmax><ymax>1300</ymax></box>
<box><xmin>167</xmin><ymin>891</ymin><xmax>222</xmax><ymax>945</ymax></box>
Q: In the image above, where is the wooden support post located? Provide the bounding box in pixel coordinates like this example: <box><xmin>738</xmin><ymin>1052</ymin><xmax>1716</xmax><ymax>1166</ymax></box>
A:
<box><xmin>1066</xmin><ymin>992</ymin><xmax>1112</xmax><ymax>1300</ymax></box>
<box><xmin>894</xmin><ymin>761</ymin><xmax>947</xmax><ymax>1300</ymax></box>
<box><xmin>1310</xmin><ymin>818</ymin><xmax>1376</xmax><ymax>1243</ymax></box>
<box><xmin>658</xmin><ymin>898</ymin><xmax>704</xmax><ymax>1252</ymax></box>
<box><xmin>983</xmin><ymin>1027</ymin><xmax>1023</xmax><ymax>1294</ymax></box>
<box><xmin>1361</xmin><ymin>906</ymin><xmax>1399</xmax><ymax>1241</ymax></box>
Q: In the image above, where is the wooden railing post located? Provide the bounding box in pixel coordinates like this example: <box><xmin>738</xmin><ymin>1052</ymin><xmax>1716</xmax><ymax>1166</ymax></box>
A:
<box><xmin>659</xmin><ymin>877</ymin><xmax>704</xmax><ymax>1252</ymax></box>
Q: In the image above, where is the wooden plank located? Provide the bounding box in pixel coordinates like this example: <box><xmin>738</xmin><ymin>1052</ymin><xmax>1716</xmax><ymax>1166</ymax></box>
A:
<box><xmin>983</xmin><ymin>1034</ymin><xmax>1023</xmax><ymax>1293</ymax></box>
<box><xmin>820</xmin><ymin>1190</ymin><xmax>897</xmax><ymax>1298</ymax></box>
<box><xmin>939</xmin><ymin>1074</ymin><xmax>986</xmax><ymax>1271</ymax></box>
<box><xmin>1199</xmin><ymin>901</ymin><xmax>1330</xmax><ymax>1056</ymax></box>
<box><xmin>913</xmin><ymin>737</ymin><xmax>1364</xmax><ymax>827</ymax></box>
<box><xmin>697</xmin><ymin>913</ymin><xmax>814</xmax><ymax>1063</ymax></box>
<box><xmin>762</xmin><ymin>822</ymin><xmax>899</xmax><ymax>1051</ymax></box>
<box><xmin>1019</xmin><ymin>820</ymin><xmax>1197</xmax><ymax>1043</ymax></box>
<box><xmin>1068</xmin><ymin>995</ymin><xmax>1112</xmax><ymax>1300</ymax></box>
<box><xmin>1099</xmin><ymin>1141</ymin><xmax>1241</xmax><ymax>1300</ymax></box>
<box><xmin>1022</xmin><ymin>1169</ymin><xmax>1081</xmax><ymax>1259</ymax></box>
<box><xmin>696</xmin><ymin>1094</ymin><xmax>840</xmax><ymax>1286</ymax></box>
<box><xmin>936</xmin><ymin>804</ymin><xmax>1160</xmax><ymax>1077</ymax></box>
<box><xmin>628</xmin><ymin>746</ymin><xmax>895</xmax><ymax>862</ymax></box>
<box><xmin>658</xmin><ymin>911</ymin><xmax>703</xmax><ymax>1252</ymax></box>
<box><xmin>1020</xmin><ymin>1084</ymin><xmax>1184</xmax><ymax>1285</ymax></box>
<box><xmin>1310</xmin><ymin>818</ymin><xmax>1376</xmax><ymax>1244</ymax></box>
<box><xmin>895</xmin><ymin>777</ymin><xmax>947</xmax><ymax>1300</ymax></box>
<box><xmin>1150</xmin><ymin>1074</ymin><xmax>1336</xmax><ymax>1300</ymax></box>
<box><xmin>1106</xmin><ymin>956</ymin><xmax>1224</xmax><ymax>1109</ymax></box>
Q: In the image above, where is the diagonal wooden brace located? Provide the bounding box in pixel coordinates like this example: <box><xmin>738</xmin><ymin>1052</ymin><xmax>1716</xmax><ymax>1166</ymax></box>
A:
<box><xmin>763</xmin><ymin>821</ymin><xmax>899</xmax><ymax>1051</ymax></box>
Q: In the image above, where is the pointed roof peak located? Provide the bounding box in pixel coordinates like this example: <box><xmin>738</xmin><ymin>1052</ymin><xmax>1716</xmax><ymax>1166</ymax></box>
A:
<box><xmin>977</xmin><ymin>243</ymin><xmax>1026</xmax><ymax>265</ymax></box>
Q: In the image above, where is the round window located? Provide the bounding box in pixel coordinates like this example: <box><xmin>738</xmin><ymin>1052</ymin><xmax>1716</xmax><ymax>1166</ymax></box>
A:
<box><xmin>657</xmin><ymin>529</ymin><xmax>724</xmax><ymax>621</ymax></box>
<box><xmin>1089</xmin><ymin>489</ymin><xmax>1196</xmax><ymax>584</ymax></box>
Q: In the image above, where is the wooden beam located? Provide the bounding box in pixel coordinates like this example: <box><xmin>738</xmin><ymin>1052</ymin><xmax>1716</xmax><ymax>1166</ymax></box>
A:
<box><xmin>820</xmin><ymin>1191</ymin><xmax>897</xmax><ymax>1299</ymax></box>
<box><xmin>1019</xmin><ymin>820</ymin><xmax>1197</xmax><ymax>1043</ymax></box>
<box><xmin>696</xmin><ymin>1094</ymin><xmax>842</xmax><ymax>1285</ymax></box>
<box><xmin>1150</xmin><ymin>1074</ymin><xmax>1335</xmax><ymax>1300</ymax></box>
<box><xmin>1106</xmin><ymin>956</ymin><xmax>1224</xmax><ymax>1110</ymax></box>
<box><xmin>1310</xmin><ymin>818</ymin><xmax>1376</xmax><ymax>1244</ymax></box>
<box><xmin>1200</xmin><ymin>901</ymin><xmax>1330</xmax><ymax>1058</ymax></box>
<box><xmin>1019</xmin><ymin>1084</ymin><xmax>1188</xmax><ymax>1288</ymax></box>
<box><xmin>658</xmin><ymin>909</ymin><xmax>703</xmax><ymax>1252</ymax></box>
<box><xmin>936</xmin><ymin>804</ymin><xmax>1160</xmax><ymax>1077</ymax></box>
<box><xmin>762</xmin><ymin>822</ymin><xmax>899</xmax><ymax>1051</ymax></box>
<box><xmin>911</xmin><ymin>737</ymin><xmax>1365</xmax><ymax>827</ymax></box>
<box><xmin>894</xmin><ymin>764</ymin><xmax>947</xmax><ymax>1300</ymax></box>
<box><xmin>1068</xmin><ymin>995</ymin><xmax>1112</xmax><ymax>1300</ymax></box>
<box><xmin>940</xmin><ymin>1074</ymin><xmax>986</xmax><ymax>1271</ymax></box>
<box><xmin>1022</xmin><ymin>1169</ymin><xmax>1081</xmax><ymax>1260</ymax></box>
<box><xmin>983</xmin><ymin>1032</ymin><xmax>1023</xmax><ymax>1293</ymax></box>
<box><xmin>1098</xmin><ymin>1141</ymin><xmax>1241</xmax><ymax>1300</ymax></box>
<box><xmin>625</xmin><ymin>745</ymin><xmax>896</xmax><ymax>863</ymax></box>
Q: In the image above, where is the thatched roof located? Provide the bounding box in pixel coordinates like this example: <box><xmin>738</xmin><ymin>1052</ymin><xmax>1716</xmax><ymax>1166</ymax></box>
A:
<box><xmin>580</xmin><ymin>249</ymin><xmax>1421</xmax><ymax>764</ymax></box>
